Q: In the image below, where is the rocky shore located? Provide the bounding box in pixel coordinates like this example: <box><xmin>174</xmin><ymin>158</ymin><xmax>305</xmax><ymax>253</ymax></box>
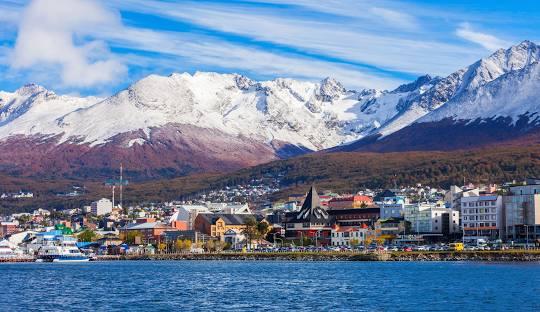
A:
<box><xmin>97</xmin><ymin>251</ymin><xmax>540</xmax><ymax>262</ymax></box>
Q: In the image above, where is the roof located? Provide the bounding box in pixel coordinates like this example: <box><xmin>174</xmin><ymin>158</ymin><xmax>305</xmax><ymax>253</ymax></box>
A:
<box><xmin>374</xmin><ymin>189</ymin><xmax>397</xmax><ymax>201</ymax></box>
<box><xmin>197</xmin><ymin>213</ymin><xmax>252</xmax><ymax>225</ymax></box>
<box><xmin>123</xmin><ymin>222</ymin><xmax>172</xmax><ymax>230</ymax></box>
<box><xmin>295</xmin><ymin>185</ymin><xmax>329</xmax><ymax>222</ymax></box>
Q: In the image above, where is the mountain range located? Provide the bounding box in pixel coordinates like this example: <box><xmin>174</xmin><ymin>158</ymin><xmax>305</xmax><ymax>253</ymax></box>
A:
<box><xmin>0</xmin><ymin>40</ymin><xmax>539</xmax><ymax>180</ymax></box>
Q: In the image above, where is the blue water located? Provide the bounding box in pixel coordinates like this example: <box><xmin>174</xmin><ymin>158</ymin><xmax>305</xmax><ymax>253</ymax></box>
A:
<box><xmin>1</xmin><ymin>261</ymin><xmax>539</xmax><ymax>311</ymax></box>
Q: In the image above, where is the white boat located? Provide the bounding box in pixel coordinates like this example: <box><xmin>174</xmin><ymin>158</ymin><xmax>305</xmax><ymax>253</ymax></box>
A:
<box><xmin>0</xmin><ymin>239</ymin><xmax>19</xmax><ymax>259</ymax></box>
<box><xmin>35</xmin><ymin>232</ymin><xmax>89</xmax><ymax>262</ymax></box>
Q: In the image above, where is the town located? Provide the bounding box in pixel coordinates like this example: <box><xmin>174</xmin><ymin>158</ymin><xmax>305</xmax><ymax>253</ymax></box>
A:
<box><xmin>1</xmin><ymin>177</ymin><xmax>540</xmax><ymax>262</ymax></box>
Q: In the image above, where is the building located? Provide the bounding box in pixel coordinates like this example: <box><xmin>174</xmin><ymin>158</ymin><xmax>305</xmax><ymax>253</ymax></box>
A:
<box><xmin>284</xmin><ymin>186</ymin><xmax>332</xmax><ymax>245</ymax></box>
<box><xmin>376</xmin><ymin>218</ymin><xmax>408</xmax><ymax>242</ymax></box>
<box><xmin>329</xmin><ymin>208</ymin><xmax>380</xmax><ymax>227</ymax></box>
<box><xmin>120</xmin><ymin>222</ymin><xmax>174</xmax><ymax>244</ymax></box>
<box><xmin>461</xmin><ymin>195</ymin><xmax>503</xmax><ymax>241</ymax></box>
<box><xmin>193</xmin><ymin>213</ymin><xmax>252</xmax><ymax>240</ymax></box>
<box><xmin>223</xmin><ymin>229</ymin><xmax>246</xmax><ymax>250</ymax></box>
<box><xmin>380</xmin><ymin>203</ymin><xmax>404</xmax><ymax>219</ymax></box>
<box><xmin>445</xmin><ymin>186</ymin><xmax>479</xmax><ymax>211</ymax></box>
<box><xmin>168</xmin><ymin>205</ymin><xmax>210</xmax><ymax>230</ymax></box>
<box><xmin>503</xmin><ymin>182</ymin><xmax>540</xmax><ymax>241</ymax></box>
<box><xmin>0</xmin><ymin>222</ymin><xmax>18</xmax><ymax>238</ymax></box>
<box><xmin>91</xmin><ymin>198</ymin><xmax>113</xmax><ymax>216</ymax></box>
<box><xmin>330</xmin><ymin>225</ymin><xmax>367</xmax><ymax>246</ymax></box>
<box><xmin>328</xmin><ymin>195</ymin><xmax>373</xmax><ymax>209</ymax></box>
<box><xmin>404</xmin><ymin>203</ymin><xmax>460</xmax><ymax>236</ymax></box>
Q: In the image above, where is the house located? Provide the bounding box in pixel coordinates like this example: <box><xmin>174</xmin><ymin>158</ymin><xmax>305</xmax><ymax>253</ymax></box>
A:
<box><xmin>328</xmin><ymin>195</ymin><xmax>373</xmax><ymax>209</ymax></box>
<box><xmin>193</xmin><ymin>213</ymin><xmax>252</xmax><ymax>240</ymax></box>
<box><xmin>284</xmin><ymin>186</ymin><xmax>332</xmax><ymax>245</ymax></box>
<box><xmin>223</xmin><ymin>228</ymin><xmax>246</xmax><ymax>250</ymax></box>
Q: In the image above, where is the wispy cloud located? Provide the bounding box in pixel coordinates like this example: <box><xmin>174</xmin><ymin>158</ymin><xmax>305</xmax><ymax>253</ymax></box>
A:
<box><xmin>11</xmin><ymin>0</ymin><xmax>127</xmax><ymax>88</ymax></box>
<box><xmin>456</xmin><ymin>23</ymin><xmax>509</xmax><ymax>51</ymax></box>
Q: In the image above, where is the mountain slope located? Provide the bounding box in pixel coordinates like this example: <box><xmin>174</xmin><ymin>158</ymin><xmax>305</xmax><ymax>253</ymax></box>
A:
<box><xmin>0</xmin><ymin>72</ymin><xmax>421</xmax><ymax>179</ymax></box>
<box><xmin>337</xmin><ymin>40</ymin><xmax>540</xmax><ymax>152</ymax></box>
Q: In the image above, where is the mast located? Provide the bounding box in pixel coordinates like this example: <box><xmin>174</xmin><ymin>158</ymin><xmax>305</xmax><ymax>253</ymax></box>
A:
<box><xmin>120</xmin><ymin>163</ymin><xmax>124</xmax><ymax>212</ymax></box>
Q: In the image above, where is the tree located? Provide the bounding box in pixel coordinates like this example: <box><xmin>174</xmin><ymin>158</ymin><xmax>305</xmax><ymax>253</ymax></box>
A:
<box><xmin>350</xmin><ymin>238</ymin><xmax>360</xmax><ymax>247</ymax></box>
<box><xmin>175</xmin><ymin>239</ymin><xmax>185</xmax><ymax>252</ymax></box>
<box><xmin>78</xmin><ymin>229</ymin><xmax>97</xmax><ymax>242</ymax></box>
<box><xmin>157</xmin><ymin>242</ymin><xmax>167</xmax><ymax>253</ymax></box>
<box><xmin>243</xmin><ymin>216</ymin><xmax>258</xmax><ymax>249</ymax></box>
<box><xmin>125</xmin><ymin>230</ymin><xmax>142</xmax><ymax>245</ymax></box>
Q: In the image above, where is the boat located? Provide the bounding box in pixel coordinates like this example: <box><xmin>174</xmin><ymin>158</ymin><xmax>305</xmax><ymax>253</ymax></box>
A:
<box><xmin>0</xmin><ymin>239</ymin><xmax>18</xmax><ymax>259</ymax></box>
<box><xmin>35</xmin><ymin>229</ymin><xmax>89</xmax><ymax>262</ymax></box>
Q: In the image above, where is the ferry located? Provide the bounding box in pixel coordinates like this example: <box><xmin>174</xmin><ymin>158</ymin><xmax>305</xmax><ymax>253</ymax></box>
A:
<box><xmin>34</xmin><ymin>228</ymin><xmax>89</xmax><ymax>262</ymax></box>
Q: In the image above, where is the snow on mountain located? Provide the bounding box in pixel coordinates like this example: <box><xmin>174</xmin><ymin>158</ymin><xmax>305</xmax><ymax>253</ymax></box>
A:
<box><xmin>0</xmin><ymin>84</ymin><xmax>101</xmax><ymax>139</ymax></box>
<box><xmin>420</xmin><ymin>60</ymin><xmax>540</xmax><ymax>123</ymax></box>
<box><xmin>0</xmin><ymin>72</ymin><xmax>418</xmax><ymax>151</ymax></box>
<box><xmin>373</xmin><ymin>40</ymin><xmax>540</xmax><ymax>137</ymax></box>
<box><xmin>0</xmin><ymin>41</ymin><xmax>538</xmax><ymax>160</ymax></box>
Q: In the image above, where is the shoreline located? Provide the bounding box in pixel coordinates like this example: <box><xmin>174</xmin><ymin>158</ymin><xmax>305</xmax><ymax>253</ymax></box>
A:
<box><xmin>95</xmin><ymin>251</ymin><xmax>540</xmax><ymax>262</ymax></box>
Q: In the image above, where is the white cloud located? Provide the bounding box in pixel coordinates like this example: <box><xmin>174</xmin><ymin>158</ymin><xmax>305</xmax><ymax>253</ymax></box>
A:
<box><xmin>117</xmin><ymin>0</ymin><xmax>484</xmax><ymax>78</ymax></box>
<box><xmin>102</xmin><ymin>27</ymin><xmax>405</xmax><ymax>90</ymax></box>
<box><xmin>456</xmin><ymin>23</ymin><xmax>509</xmax><ymax>51</ymax></box>
<box><xmin>369</xmin><ymin>7</ymin><xmax>418</xmax><ymax>31</ymax></box>
<box><xmin>11</xmin><ymin>0</ymin><xmax>126</xmax><ymax>88</ymax></box>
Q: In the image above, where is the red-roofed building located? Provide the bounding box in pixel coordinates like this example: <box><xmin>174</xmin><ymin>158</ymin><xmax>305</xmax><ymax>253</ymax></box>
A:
<box><xmin>328</xmin><ymin>195</ymin><xmax>373</xmax><ymax>209</ymax></box>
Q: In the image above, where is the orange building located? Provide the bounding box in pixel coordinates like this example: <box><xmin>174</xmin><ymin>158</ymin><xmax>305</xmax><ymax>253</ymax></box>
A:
<box><xmin>328</xmin><ymin>195</ymin><xmax>373</xmax><ymax>209</ymax></box>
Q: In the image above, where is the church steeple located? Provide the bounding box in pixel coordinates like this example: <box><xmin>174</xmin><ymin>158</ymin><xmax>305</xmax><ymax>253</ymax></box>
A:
<box><xmin>297</xmin><ymin>185</ymin><xmax>328</xmax><ymax>221</ymax></box>
<box><xmin>301</xmin><ymin>185</ymin><xmax>321</xmax><ymax>211</ymax></box>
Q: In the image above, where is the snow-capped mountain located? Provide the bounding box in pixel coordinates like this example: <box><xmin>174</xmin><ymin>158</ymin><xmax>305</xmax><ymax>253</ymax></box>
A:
<box><xmin>0</xmin><ymin>72</ymin><xmax>420</xmax><ymax>178</ymax></box>
<box><xmin>1</xmin><ymin>40</ymin><xmax>539</xmax><ymax>178</ymax></box>
<box><xmin>338</xmin><ymin>40</ymin><xmax>540</xmax><ymax>152</ymax></box>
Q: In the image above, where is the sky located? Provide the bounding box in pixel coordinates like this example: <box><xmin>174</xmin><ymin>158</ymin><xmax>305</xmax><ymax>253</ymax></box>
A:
<box><xmin>0</xmin><ymin>0</ymin><xmax>539</xmax><ymax>96</ymax></box>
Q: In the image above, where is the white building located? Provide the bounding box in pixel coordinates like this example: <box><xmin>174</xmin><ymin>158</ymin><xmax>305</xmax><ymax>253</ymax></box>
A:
<box><xmin>461</xmin><ymin>195</ymin><xmax>503</xmax><ymax>241</ymax></box>
<box><xmin>331</xmin><ymin>226</ymin><xmax>367</xmax><ymax>246</ymax></box>
<box><xmin>91</xmin><ymin>198</ymin><xmax>113</xmax><ymax>216</ymax></box>
<box><xmin>404</xmin><ymin>203</ymin><xmax>460</xmax><ymax>235</ymax></box>
<box><xmin>445</xmin><ymin>186</ymin><xmax>479</xmax><ymax>211</ymax></box>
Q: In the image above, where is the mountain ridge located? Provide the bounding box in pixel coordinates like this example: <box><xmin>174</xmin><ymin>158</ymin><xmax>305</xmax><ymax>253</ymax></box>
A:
<box><xmin>0</xmin><ymin>41</ymin><xmax>539</xmax><ymax>179</ymax></box>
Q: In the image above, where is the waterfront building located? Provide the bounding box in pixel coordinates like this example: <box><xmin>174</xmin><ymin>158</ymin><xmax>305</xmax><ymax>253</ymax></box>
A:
<box><xmin>91</xmin><ymin>198</ymin><xmax>113</xmax><ymax>216</ymax></box>
<box><xmin>120</xmin><ymin>222</ymin><xmax>174</xmax><ymax>244</ymax></box>
<box><xmin>404</xmin><ymin>203</ymin><xmax>460</xmax><ymax>236</ymax></box>
<box><xmin>193</xmin><ymin>213</ymin><xmax>252</xmax><ymax>240</ymax></box>
<box><xmin>461</xmin><ymin>194</ymin><xmax>503</xmax><ymax>241</ymax></box>
<box><xmin>284</xmin><ymin>186</ymin><xmax>332</xmax><ymax>245</ymax></box>
<box><xmin>329</xmin><ymin>207</ymin><xmax>380</xmax><ymax>228</ymax></box>
<box><xmin>328</xmin><ymin>195</ymin><xmax>373</xmax><ymax>209</ymax></box>
<box><xmin>330</xmin><ymin>225</ymin><xmax>367</xmax><ymax>246</ymax></box>
<box><xmin>503</xmin><ymin>181</ymin><xmax>540</xmax><ymax>241</ymax></box>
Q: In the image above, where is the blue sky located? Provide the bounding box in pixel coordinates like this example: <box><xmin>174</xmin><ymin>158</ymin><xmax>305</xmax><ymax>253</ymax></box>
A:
<box><xmin>0</xmin><ymin>0</ymin><xmax>539</xmax><ymax>96</ymax></box>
